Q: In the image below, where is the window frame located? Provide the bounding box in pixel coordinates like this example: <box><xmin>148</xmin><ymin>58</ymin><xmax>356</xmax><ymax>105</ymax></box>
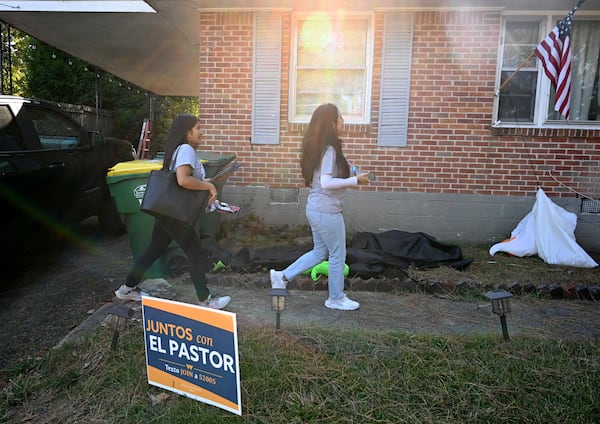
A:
<box><xmin>494</xmin><ymin>11</ymin><xmax>600</xmax><ymax>129</ymax></box>
<box><xmin>288</xmin><ymin>11</ymin><xmax>375</xmax><ymax>124</ymax></box>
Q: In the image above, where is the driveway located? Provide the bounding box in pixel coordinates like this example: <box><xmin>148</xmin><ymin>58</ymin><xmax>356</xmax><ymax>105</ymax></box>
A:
<box><xmin>0</xmin><ymin>219</ymin><xmax>126</xmax><ymax>369</ymax></box>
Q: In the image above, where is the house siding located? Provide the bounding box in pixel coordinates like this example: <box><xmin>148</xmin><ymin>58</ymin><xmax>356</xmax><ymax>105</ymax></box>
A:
<box><xmin>199</xmin><ymin>10</ymin><xmax>600</xmax><ymax>249</ymax></box>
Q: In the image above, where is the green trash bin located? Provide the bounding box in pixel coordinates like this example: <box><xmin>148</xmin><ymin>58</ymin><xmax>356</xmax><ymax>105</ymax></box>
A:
<box><xmin>106</xmin><ymin>153</ymin><xmax>236</xmax><ymax>279</ymax></box>
<box><xmin>106</xmin><ymin>159</ymin><xmax>168</xmax><ymax>278</ymax></box>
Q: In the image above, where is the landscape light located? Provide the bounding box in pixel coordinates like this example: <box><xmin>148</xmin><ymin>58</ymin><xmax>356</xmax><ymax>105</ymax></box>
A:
<box><xmin>268</xmin><ymin>288</ymin><xmax>289</xmax><ymax>331</ymax></box>
<box><xmin>108</xmin><ymin>305</ymin><xmax>133</xmax><ymax>349</ymax></box>
<box><xmin>485</xmin><ymin>289</ymin><xmax>513</xmax><ymax>342</ymax></box>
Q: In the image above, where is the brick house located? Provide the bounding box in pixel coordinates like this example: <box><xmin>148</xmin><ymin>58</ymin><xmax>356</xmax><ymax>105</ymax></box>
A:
<box><xmin>1</xmin><ymin>1</ymin><xmax>598</xmax><ymax>250</ymax></box>
<box><xmin>195</xmin><ymin>6</ymin><xmax>600</xmax><ymax>250</ymax></box>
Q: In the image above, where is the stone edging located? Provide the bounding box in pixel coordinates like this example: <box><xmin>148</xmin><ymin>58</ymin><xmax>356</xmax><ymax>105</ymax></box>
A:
<box><xmin>208</xmin><ymin>273</ymin><xmax>600</xmax><ymax>302</ymax></box>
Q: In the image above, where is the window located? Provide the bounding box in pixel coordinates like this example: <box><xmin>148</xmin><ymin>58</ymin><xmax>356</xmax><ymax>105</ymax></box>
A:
<box><xmin>290</xmin><ymin>13</ymin><xmax>374</xmax><ymax>124</ymax></box>
<box><xmin>496</xmin><ymin>15</ymin><xmax>600</xmax><ymax>126</ymax></box>
<box><xmin>26</xmin><ymin>106</ymin><xmax>82</xmax><ymax>149</ymax></box>
<box><xmin>0</xmin><ymin>105</ymin><xmax>24</xmax><ymax>151</ymax></box>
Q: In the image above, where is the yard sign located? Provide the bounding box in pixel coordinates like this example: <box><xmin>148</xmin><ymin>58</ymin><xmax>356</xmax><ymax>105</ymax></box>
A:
<box><xmin>142</xmin><ymin>296</ymin><xmax>241</xmax><ymax>415</ymax></box>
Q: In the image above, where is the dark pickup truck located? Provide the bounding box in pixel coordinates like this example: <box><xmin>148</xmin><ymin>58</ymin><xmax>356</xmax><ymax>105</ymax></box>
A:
<box><xmin>0</xmin><ymin>96</ymin><xmax>135</xmax><ymax>247</ymax></box>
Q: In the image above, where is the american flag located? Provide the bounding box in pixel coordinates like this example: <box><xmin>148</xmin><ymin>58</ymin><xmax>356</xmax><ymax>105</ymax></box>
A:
<box><xmin>534</xmin><ymin>2</ymin><xmax>583</xmax><ymax>120</ymax></box>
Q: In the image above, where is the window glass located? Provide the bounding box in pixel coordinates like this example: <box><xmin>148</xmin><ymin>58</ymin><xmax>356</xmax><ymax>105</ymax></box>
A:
<box><xmin>297</xmin><ymin>19</ymin><xmax>367</xmax><ymax>67</ymax></box>
<box><xmin>546</xmin><ymin>19</ymin><xmax>600</xmax><ymax>121</ymax></box>
<box><xmin>26</xmin><ymin>106</ymin><xmax>82</xmax><ymax>149</ymax></box>
<box><xmin>291</xmin><ymin>14</ymin><xmax>372</xmax><ymax>123</ymax></box>
<box><xmin>498</xmin><ymin>71</ymin><xmax>537</xmax><ymax>121</ymax></box>
<box><xmin>0</xmin><ymin>105</ymin><xmax>24</xmax><ymax>151</ymax></box>
<box><xmin>498</xmin><ymin>20</ymin><xmax>540</xmax><ymax>122</ymax></box>
<box><xmin>296</xmin><ymin>69</ymin><xmax>365</xmax><ymax>118</ymax></box>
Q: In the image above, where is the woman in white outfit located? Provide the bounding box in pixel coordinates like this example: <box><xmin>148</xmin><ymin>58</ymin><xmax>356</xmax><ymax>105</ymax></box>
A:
<box><xmin>270</xmin><ymin>103</ymin><xmax>370</xmax><ymax>310</ymax></box>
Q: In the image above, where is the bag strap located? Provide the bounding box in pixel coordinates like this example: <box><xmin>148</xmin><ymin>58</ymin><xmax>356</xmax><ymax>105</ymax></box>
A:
<box><xmin>163</xmin><ymin>145</ymin><xmax>183</xmax><ymax>173</ymax></box>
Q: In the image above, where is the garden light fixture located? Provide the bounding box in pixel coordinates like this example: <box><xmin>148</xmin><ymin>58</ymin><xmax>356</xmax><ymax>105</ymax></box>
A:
<box><xmin>268</xmin><ymin>288</ymin><xmax>289</xmax><ymax>331</ymax></box>
<box><xmin>485</xmin><ymin>289</ymin><xmax>513</xmax><ymax>342</ymax></box>
<box><xmin>108</xmin><ymin>305</ymin><xmax>133</xmax><ymax>349</ymax></box>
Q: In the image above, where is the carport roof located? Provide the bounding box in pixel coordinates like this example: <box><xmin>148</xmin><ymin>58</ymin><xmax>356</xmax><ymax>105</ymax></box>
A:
<box><xmin>0</xmin><ymin>0</ymin><xmax>598</xmax><ymax>96</ymax></box>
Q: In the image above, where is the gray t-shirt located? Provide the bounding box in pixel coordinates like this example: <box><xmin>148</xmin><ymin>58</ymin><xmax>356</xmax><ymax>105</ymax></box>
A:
<box><xmin>307</xmin><ymin>146</ymin><xmax>352</xmax><ymax>213</ymax></box>
<box><xmin>170</xmin><ymin>144</ymin><xmax>206</xmax><ymax>180</ymax></box>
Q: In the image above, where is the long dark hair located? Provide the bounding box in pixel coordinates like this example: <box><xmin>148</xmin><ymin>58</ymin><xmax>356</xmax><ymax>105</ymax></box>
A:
<box><xmin>162</xmin><ymin>114</ymin><xmax>200</xmax><ymax>170</ymax></box>
<box><xmin>300</xmin><ymin>103</ymin><xmax>350</xmax><ymax>186</ymax></box>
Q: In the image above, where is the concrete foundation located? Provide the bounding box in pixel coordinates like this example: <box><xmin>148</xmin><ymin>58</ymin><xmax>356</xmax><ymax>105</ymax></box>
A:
<box><xmin>220</xmin><ymin>185</ymin><xmax>600</xmax><ymax>251</ymax></box>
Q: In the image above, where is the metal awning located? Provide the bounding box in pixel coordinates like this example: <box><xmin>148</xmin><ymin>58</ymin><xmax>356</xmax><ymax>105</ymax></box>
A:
<box><xmin>0</xmin><ymin>0</ymin><xmax>598</xmax><ymax>96</ymax></box>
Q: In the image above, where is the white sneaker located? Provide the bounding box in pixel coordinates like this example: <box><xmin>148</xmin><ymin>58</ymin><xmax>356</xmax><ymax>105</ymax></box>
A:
<box><xmin>324</xmin><ymin>295</ymin><xmax>360</xmax><ymax>311</ymax></box>
<box><xmin>115</xmin><ymin>284</ymin><xmax>147</xmax><ymax>302</ymax></box>
<box><xmin>270</xmin><ymin>269</ymin><xmax>287</xmax><ymax>289</ymax></box>
<box><xmin>200</xmin><ymin>295</ymin><xmax>231</xmax><ymax>310</ymax></box>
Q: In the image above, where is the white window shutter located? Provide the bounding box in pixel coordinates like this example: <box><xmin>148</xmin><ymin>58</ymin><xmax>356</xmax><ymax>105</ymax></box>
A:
<box><xmin>252</xmin><ymin>13</ymin><xmax>282</xmax><ymax>145</ymax></box>
<box><xmin>378</xmin><ymin>12</ymin><xmax>413</xmax><ymax>147</ymax></box>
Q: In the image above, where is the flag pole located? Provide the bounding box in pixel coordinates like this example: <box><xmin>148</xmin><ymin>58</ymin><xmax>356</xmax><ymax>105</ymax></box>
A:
<box><xmin>497</xmin><ymin>50</ymin><xmax>536</xmax><ymax>94</ymax></box>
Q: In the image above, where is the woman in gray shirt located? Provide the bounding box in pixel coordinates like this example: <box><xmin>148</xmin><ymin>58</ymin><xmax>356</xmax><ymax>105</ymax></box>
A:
<box><xmin>270</xmin><ymin>104</ymin><xmax>370</xmax><ymax>310</ymax></box>
<box><xmin>115</xmin><ymin>114</ymin><xmax>231</xmax><ymax>310</ymax></box>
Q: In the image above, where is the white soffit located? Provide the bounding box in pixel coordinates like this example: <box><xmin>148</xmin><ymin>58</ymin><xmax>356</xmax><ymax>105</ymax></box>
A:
<box><xmin>0</xmin><ymin>1</ymin><xmax>156</xmax><ymax>12</ymax></box>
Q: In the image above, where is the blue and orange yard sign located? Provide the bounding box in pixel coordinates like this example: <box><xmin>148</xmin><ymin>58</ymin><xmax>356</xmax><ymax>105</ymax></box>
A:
<box><xmin>142</xmin><ymin>297</ymin><xmax>241</xmax><ymax>415</ymax></box>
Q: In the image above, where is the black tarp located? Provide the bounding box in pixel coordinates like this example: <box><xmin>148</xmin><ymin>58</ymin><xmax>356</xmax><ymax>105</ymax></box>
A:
<box><xmin>347</xmin><ymin>230</ymin><xmax>472</xmax><ymax>277</ymax></box>
<box><xmin>202</xmin><ymin>230</ymin><xmax>472</xmax><ymax>278</ymax></box>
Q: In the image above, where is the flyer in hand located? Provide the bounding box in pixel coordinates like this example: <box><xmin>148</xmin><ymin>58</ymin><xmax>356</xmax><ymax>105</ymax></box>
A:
<box><xmin>209</xmin><ymin>162</ymin><xmax>241</xmax><ymax>182</ymax></box>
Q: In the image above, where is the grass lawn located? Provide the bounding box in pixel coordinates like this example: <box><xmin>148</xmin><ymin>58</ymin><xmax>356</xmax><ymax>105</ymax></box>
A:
<box><xmin>2</xmin><ymin>323</ymin><xmax>599</xmax><ymax>423</ymax></box>
<box><xmin>2</xmin><ymin>216</ymin><xmax>599</xmax><ymax>422</ymax></box>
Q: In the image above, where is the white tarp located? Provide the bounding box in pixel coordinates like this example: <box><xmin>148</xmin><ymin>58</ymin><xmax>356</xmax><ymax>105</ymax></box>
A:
<box><xmin>489</xmin><ymin>188</ymin><xmax>598</xmax><ymax>268</ymax></box>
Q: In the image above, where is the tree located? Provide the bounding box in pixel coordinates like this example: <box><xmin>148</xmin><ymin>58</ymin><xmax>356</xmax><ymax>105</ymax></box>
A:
<box><xmin>0</xmin><ymin>23</ymin><xmax>27</xmax><ymax>96</ymax></box>
<box><xmin>2</xmin><ymin>26</ymin><xmax>199</xmax><ymax>147</ymax></box>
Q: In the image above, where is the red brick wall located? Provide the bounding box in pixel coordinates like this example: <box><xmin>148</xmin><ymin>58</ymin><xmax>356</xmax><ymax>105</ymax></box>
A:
<box><xmin>199</xmin><ymin>10</ymin><xmax>600</xmax><ymax>199</ymax></box>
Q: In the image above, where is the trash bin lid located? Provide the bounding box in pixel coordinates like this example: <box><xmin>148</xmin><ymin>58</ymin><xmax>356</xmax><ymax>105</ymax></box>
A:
<box><xmin>195</xmin><ymin>151</ymin><xmax>236</xmax><ymax>167</ymax></box>
<box><xmin>107</xmin><ymin>159</ymin><xmax>163</xmax><ymax>176</ymax></box>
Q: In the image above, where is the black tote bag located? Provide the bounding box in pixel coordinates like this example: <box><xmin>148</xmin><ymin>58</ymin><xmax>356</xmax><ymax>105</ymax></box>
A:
<box><xmin>140</xmin><ymin>146</ymin><xmax>208</xmax><ymax>226</ymax></box>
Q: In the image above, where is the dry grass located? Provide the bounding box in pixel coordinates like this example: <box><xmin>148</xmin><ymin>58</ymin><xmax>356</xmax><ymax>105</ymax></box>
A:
<box><xmin>408</xmin><ymin>244</ymin><xmax>600</xmax><ymax>289</ymax></box>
